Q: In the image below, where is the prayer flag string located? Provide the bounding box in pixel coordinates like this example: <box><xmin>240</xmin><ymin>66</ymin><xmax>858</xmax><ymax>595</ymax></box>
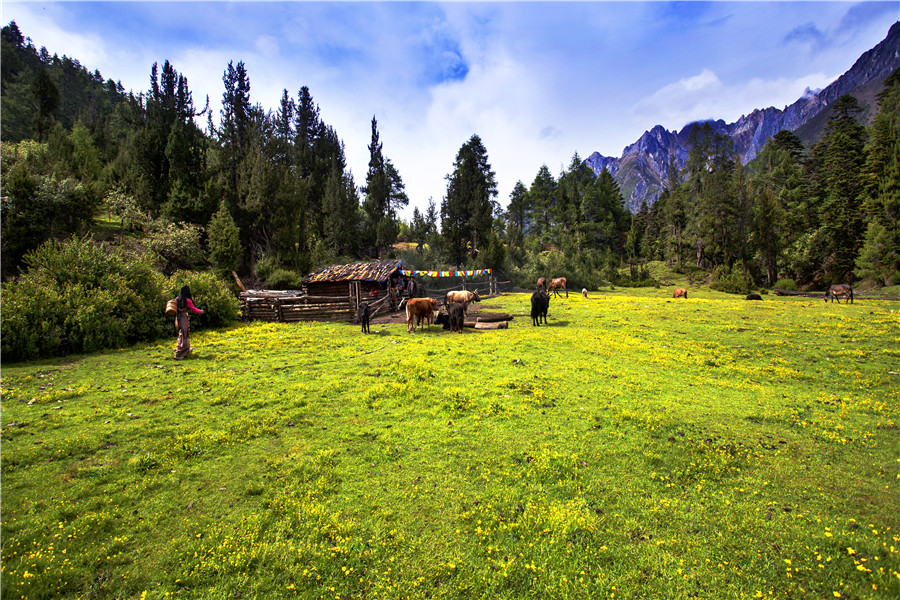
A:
<box><xmin>399</xmin><ymin>269</ymin><xmax>491</xmax><ymax>277</ymax></box>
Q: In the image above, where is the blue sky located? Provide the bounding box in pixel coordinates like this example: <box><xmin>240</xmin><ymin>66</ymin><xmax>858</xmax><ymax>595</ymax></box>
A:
<box><xmin>2</xmin><ymin>1</ymin><xmax>897</xmax><ymax>219</ymax></box>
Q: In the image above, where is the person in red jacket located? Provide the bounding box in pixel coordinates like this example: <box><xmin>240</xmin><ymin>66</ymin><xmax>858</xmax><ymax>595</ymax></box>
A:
<box><xmin>174</xmin><ymin>285</ymin><xmax>203</xmax><ymax>360</ymax></box>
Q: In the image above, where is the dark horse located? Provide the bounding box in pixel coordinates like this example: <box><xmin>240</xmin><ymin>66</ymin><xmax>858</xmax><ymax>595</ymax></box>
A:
<box><xmin>825</xmin><ymin>284</ymin><xmax>853</xmax><ymax>303</ymax></box>
<box><xmin>407</xmin><ymin>278</ymin><xmax>418</xmax><ymax>299</ymax></box>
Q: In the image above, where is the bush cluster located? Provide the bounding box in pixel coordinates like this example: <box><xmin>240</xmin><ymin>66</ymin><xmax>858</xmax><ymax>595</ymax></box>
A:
<box><xmin>710</xmin><ymin>265</ymin><xmax>754</xmax><ymax>295</ymax></box>
<box><xmin>1</xmin><ymin>237</ymin><xmax>240</xmax><ymax>362</ymax></box>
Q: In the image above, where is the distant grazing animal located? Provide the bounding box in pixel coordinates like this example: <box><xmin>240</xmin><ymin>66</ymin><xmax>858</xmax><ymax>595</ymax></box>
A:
<box><xmin>448</xmin><ymin>303</ymin><xmax>465</xmax><ymax>333</ymax></box>
<box><xmin>825</xmin><ymin>283</ymin><xmax>853</xmax><ymax>303</ymax></box>
<box><xmin>536</xmin><ymin>277</ymin><xmax>546</xmax><ymax>291</ymax></box>
<box><xmin>357</xmin><ymin>302</ymin><xmax>371</xmax><ymax>334</ymax></box>
<box><xmin>745</xmin><ymin>293</ymin><xmax>762</xmax><ymax>301</ymax></box>
<box><xmin>531</xmin><ymin>290</ymin><xmax>550</xmax><ymax>326</ymax></box>
<box><xmin>548</xmin><ymin>277</ymin><xmax>568</xmax><ymax>298</ymax></box>
<box><xmin>673</xmin><ymin>288</ymin><xmax>688</xmax><ymax>299</ymax></box>
<box><xmin>407</xmin><ymin>278</ymin><xmax>418</xmax><ymax>299</ymax></box>
<box><xmin>582</xmin><ymin>288</ymin><xmax>588</xmax><ymax>298</ymax></box>
<box><xmin>406</xmin><ymin>297</ymin><xmax>437</xmax><ymax>333</ymax></box>
<box><xmin>445</xmin><ymin>290</ymin><xmax>481</xmax><ymax>314</ymax></box>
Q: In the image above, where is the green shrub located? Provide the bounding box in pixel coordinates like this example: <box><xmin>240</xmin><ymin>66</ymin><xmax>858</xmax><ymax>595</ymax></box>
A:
<box><xmin>1</xmin><ymin>237</ymin><xmax>169</xmax><ymax>361</ymax></box>
<box><xmin>710</xmin><ymin>265</ymin><xmax>754</xmax><ymax>295</ymax></box>
<box><xmin>264</xmin><ymin>268</ymin><xmax>304</xmax><ymax>290</ymax></box>
<box><xmin>773</xmin><ymin>278</ymin><xmax>797</xmax><ymax>291</ymax></box>
<box><xmin>166</xmin><ymin>271</ymin><xmax>241</xmax><ymax>329</ymax></box>
<box><xmin>146</xmin><ymin>221</ymin><xmax>206</xmax><ymax>275</ymax></box>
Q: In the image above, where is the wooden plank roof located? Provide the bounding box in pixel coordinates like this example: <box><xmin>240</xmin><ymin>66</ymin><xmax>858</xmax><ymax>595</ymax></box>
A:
<box><xmin>302</xmin><ymin>259</ymin><xmax>402</xmax><ymax>284</ymax></box>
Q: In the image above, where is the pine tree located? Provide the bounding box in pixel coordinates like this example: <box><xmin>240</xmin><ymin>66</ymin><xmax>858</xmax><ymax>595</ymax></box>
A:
<box><xmin>809</xmin><ymin>94</ymin><xmax>867</xmax><ymax>283</ymax></box>
<box><xmin>856</xmin><ymin>68</ymin><xmax>900</xmax><ymax>285</ymax></box>
<box><xmin>441</xmin><ymin>134</ymin><xmax>497</xmax><ymax>266</ymax></box>
<box><xmin>362</xmin><ymin>116</ymin><xmax>407</xmax><ymax>257</ymax></box>
<box><xmin>208</xmin><ymin>201</ymin><xmax>242</xmax><ymax>276</ymax></box>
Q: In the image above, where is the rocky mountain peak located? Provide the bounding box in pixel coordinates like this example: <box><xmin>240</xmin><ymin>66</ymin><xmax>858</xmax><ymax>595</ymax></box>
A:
<box><xmin>586</xmin><ymin>21</ymin><xmax>900</xmax><ymax>213</ymax></box>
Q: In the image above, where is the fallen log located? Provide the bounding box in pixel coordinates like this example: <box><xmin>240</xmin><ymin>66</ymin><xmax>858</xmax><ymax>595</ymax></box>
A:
<box><xmin>475</xmin><ymin>313</ymin><xmax>514</xmax><ymax>323</ymax></box>
<box><xmin>474</xmin><ymin>321</ymin><xmax>508</xmax><ymax>330</ymax></box>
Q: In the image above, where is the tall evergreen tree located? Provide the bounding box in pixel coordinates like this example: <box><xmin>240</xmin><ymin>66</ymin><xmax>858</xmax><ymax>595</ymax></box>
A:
<box><xmin>362</xmin><ymin>116</ymin><xmax>407</xmax><ymax>257</ymax></box>
<box><xmin>440</xmin><ymin>134</ymin><xmax>497</xmax><ymax>266</ymax></box>
<box><xmin>856</xmin><ymin>68</ymin><xmax>900</xmax><ymax>285</ymax></box>
<box><xmin>808</xmin><ymin>94</ymin><xmax>867</xmax><ymax>283</ymax></box>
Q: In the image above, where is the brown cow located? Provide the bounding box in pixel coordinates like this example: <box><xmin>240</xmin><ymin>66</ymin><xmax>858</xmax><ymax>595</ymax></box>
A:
<box><xmin>824</xmin><ymin>283</ymin><xmax>853</xmax><ymax>303</ymax></box>
<box><xmin>673</xmin><ymin>288</ymin><xmax>688</xmax><ymax>299</ymax></box>
<box><xmin>548</xmin><ymin>277</ymin><xmax>567</xmax><ymax>298</ymax></box>
<box><xmin>445</xmin><ymin>290</ymin><xmax>480</xmax><ymax>314</ymax></box>
<box><xmin>406</xmin><ymin>297</ymin><xmax>437</xmax><ymax>333</ymax></box>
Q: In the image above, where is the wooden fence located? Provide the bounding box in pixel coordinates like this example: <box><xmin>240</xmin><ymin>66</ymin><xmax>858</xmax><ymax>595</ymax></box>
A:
<box><xmin>240</xmin><ymin>283</ymin><xmax>393</xmax><ymax>323</ymax></box>
<box><xmin>240</xmin><ymin>278</ymin><xmax>512</xmax><ymax>324</ymax></box>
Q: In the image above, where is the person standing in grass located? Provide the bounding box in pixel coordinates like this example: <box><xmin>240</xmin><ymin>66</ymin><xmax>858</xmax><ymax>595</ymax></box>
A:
<box><xmin>174</xmin><ymin>285</ymin><xmax>203</xmax><ymax>360</ymax></box>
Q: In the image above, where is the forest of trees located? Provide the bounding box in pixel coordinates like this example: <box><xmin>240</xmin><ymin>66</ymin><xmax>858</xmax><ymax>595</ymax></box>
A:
<box><xmin>2</xmin><ymin>20</ymin><xmax>898</xmax><ymax>293</ymax></box>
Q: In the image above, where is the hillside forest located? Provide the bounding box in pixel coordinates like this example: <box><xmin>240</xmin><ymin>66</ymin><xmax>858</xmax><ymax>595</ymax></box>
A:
<box><xmin>1</xmin><ymin>21</ymin><xmax>899</xmax><ymax>358</ymax></box>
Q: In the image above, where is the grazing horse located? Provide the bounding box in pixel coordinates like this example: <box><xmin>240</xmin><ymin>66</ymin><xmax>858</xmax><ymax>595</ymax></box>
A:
<box><xmin>582</xmin><ymin>288</ymin><xmax>588</xmax><ymax>298</ymax></box>
<box><xmin>357</xmin><ymin>302</ymin><xmax>371</xmax><ymax>334</ymax></box>
<box><xmin>536</xmin><ymin>277</ymin><xmax>546</xmax><ymax>291</ymax></box>
<box><xmin>673</xmin><ymin>288</ymin><xmax>688</xmax><ymax>299</ymax></box>
<box><xmin>407</xmin><ymin>278</ymin><xmax>418</xmax><ymax>299</ymax></box>
<box><xmin>548</xmin><ymin>277</ymin><xmax>568</xmax><ymax>298</ymax></box>
<box><xmin>445</xmin><ymin>290</ymin><xmax>481</xmax><ymax>314</ymax></box>
<box><xmin>531</xmin><ymin>290</ymin><xmax>550</xmax><ymax>326</ymax></box>
<box><xmin>406</xmin><ymin>297</ymin><xmax>437</xmax><ymax>333</ymax></box>
<box><xmin>825</xmin><ymin>284</ymin><xmax>853</xmax><ymax>303</ymax></box>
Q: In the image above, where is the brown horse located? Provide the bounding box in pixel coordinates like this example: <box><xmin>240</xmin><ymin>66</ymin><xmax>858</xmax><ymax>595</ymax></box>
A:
<box><xmin>536</xmin><ymin>277</ymin><xmax>546</xmax><ymax>291</ymax></box>
<box><xmin>548</xmin><ymin>277</ymin><xmax>567</xmax><ymax>298</ymax></box>
<box><xmin>824</xmin><ymin>284</ymin><xmax>853</xmax><ymax>303</ymax></box>
<box><xmin>673</xmin><ymin>288</ymin><xmax>688</xmax><ymax>299</ymax></box>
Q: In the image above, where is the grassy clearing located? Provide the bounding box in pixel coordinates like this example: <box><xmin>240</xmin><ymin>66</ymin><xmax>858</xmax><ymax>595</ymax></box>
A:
<box><xmin>2</xmin><ymin>288</ymin><xmax>898</xmax><ymax>599</ymax></box>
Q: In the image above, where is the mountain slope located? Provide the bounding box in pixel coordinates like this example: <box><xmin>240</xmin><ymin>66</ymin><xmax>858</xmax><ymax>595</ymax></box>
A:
<box><xmin>587</xmin><ymin>21</ymin><xmax>900</xmax><ymax>213</ymax></box>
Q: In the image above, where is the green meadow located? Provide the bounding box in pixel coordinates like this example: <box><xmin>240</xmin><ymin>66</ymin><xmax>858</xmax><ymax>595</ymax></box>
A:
<box><xmin>1</xmin><ymin>289</ymin><xmax>898</xmax><ymax>600</ymax></box>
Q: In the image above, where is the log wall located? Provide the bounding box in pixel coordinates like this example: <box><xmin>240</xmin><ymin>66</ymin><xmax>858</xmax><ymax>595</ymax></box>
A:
<box><xmin>240</xmin><ymin>288</ymin><xmax>355</xmax><ymax>323</ymax></box>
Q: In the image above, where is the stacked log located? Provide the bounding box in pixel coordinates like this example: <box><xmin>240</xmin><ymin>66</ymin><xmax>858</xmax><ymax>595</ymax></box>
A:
<box><xmin>240</xmin><ymin>290</ymin><xmax>353</xmax><ymax>323</ymax></box>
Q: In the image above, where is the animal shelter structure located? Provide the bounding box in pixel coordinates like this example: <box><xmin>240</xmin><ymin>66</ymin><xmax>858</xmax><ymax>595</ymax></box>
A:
<box><xmin>239</xmin><ymin>259</ymin><xmax>403</xmax><ymax>323</ymax></box>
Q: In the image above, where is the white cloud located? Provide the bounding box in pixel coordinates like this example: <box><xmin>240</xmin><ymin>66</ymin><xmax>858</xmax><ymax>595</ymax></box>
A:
<box><xmin>631</xmin><ymin>68</ymin><xmax>837</xmax><ymax>133</ymax></box>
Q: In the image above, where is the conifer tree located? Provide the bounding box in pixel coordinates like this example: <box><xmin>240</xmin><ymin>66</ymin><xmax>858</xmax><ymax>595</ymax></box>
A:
<box><xmin>441</xmin><ymin>134</ymin><xmax>497</xmax><ymax>265</ymax></box>
<box><xmin>856</xmin><ymin>69</ymin><xmax>900</xmax><ymax>285</ymax></box>
<box><xmin>808</xmin><ymin>94</ymin><xmax>867</xmax><ymax>283</ymax></box>
<box><xmin>208</xmin><ymin>201</ymin><xmax>242</xmax><ymax>276</ymax></box>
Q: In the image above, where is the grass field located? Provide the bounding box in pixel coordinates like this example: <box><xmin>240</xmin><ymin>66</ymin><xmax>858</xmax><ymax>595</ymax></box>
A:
<box><xmin>2</xmin><ymin>288</ymin><xmax>898</xmax><ymax>599</ymax></box>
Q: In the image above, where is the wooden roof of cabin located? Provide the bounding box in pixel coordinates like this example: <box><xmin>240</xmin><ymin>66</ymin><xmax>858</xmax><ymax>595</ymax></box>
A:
<box><xmin>302</xmin><ymin>259</ymin><xmax>402</xmax><ymax>284</ymax></box>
